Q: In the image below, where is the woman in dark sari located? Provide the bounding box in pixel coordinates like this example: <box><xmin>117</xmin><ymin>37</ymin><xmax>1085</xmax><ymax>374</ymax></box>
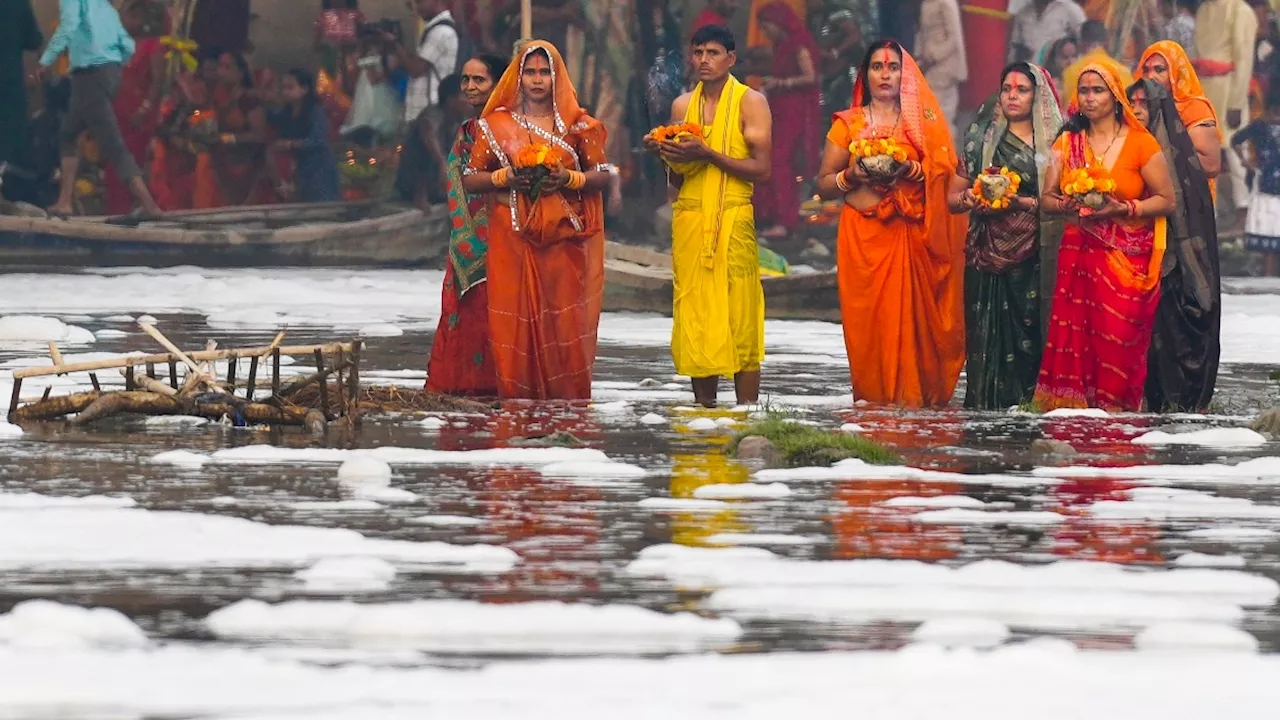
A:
<box><xmin>948</xmin><ymin>63</ymin><xmax>1064</xmax><ymax>410</ymax></box>
<box><xmin>1128</xmin><ymin>78</ymin><xmax>1221</xmax><ymax>412</ymax></box>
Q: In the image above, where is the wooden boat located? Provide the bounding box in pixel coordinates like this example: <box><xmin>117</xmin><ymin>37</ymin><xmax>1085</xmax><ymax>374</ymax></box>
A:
<box><xmin>0</xmin><ymin>201</ymin><xmax>449</xmax><ymax>268</ymax></box>
<box><xmin>604</xmin><ymin>241</ymin><xmax>841</xmax><ymax>322</ymax></box>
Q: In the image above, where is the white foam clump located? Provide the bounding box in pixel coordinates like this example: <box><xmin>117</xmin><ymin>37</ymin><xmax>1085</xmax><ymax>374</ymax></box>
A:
<box><xmin>840</xmin><ymin>423</ymin><xmax>866</xmax><ymax>433</ymax></box>
<box><xmin>637</xmin><ymin>497</ymin><xmax>729</xmax><ymax>512</ymax></box>
<box><xmin>1133</xmin><ymin>428</ymin><xmax>1267</xmax><ymax>448</ymax></box>
<box><xmin>1174</xmin><ymin>553</ymin><xmax>1247</xmax><ymax>569</ymax></box>
<box><xmin>1186</xmin><ymin>527</ymin><xmax>1279</xmax><ymax>541</ymax></box>
<box><xmin>1135</xmin><ymin>622</ymin><xmax>1260</xmax><ymax>653</ymax></box>
<box><xmin>292</xmin><ymin>500</ymin><xmax>382</xmax><ymax>511</ymax></box>
<box><xmin>143</xmin><ymin>415</ymin><xmax>209</xmax><ymax>428</ymax></box>
<box><xmin>206</xmin><ymin>599</ymin><xmax>743</xmax><ymax>656</ymax></box>
<box><xmin>911</xmin><ymin>618</ymin><xmax>1010</xmax><ymax>649</ymax></box>
<box><xmin>295</xmin><ymin>558</ymin><xmax>397</xmax><ymax>593</ymax></box>
<box><xmin>95</xmin><ymin>328</ymin><xmax>128</xmax><ymax>339</ymax></box>
<box><xmin>151</xmin><ymin>450</ymin><xmax>210</xmax><ymax>468</ymax></box>
<box><xmin>0</xmin><ymin>502</ymin><xmax>517</xmax><ymax>573</ymax></box>
<box><xmin>0</xmin><ymin>493</ymin><xmax>135</xmax><ymax>510</ymax></box>
<box><xmin>196</xmin><ymin>444</ymin><xmax>613</xmax><ymax>468</ymax></box>
<box><xmin>685</xmin><ymin>417</ymin><xmax>719</xmax><ymax>432</ymax></box>
<box><xmin>693</xmin><ymin>483</ymin><xmax>791</xmax><ymax>500</ymax></box>
<box><xmin>590</xmin><ymin>400</ymin><xmax>632</xmax><ymax>415</ymax></box>
<box><xmin>0</xmin><ymin>422</ymin><xmax>23</xmax><ymax>439</ymax></box>
<box><xmin>912</xmin><ymin>508</ymin><xmax>1065</xmax><ymax>526</ymax></box>
<box><xmin>419</xmin><ymin>416</ymin><xmax>447</xmax><ymax>430</ymax></box>
<box><xmin>337</xmin><ymin>458</ymin><xmax>417</xmax><ymax>503</ymax></box>
<box><xmin>640</xmin><ymin>413</ymin><xmax>667</xmax><ymax>425</ymax></box>
<box><xmin>754</xmin><ymin>458</ymin><xmax>1043</xmax><ymax>488</ymax></box>
<box><xmin>714</xmin><ymin>417</ymin><xmax>739</xmax><ymax>428</ymax></box>
<box><xmin>205</xmin><ymin>309</ymin><xmax>286</xmax><ymax>329</ymax></box>
<box><xmin>1032</xmin><ymin>457</ymin><xmax>1280</xmax><ymax>483</ymax></box>
<box><xmin>1043</xmin><ymin>408</ymin><xmax>1111</xmax><ymax>418</ymax></box>
<box><xmin>358</xmin><ymin>323</ymin><xmax>404</xmax><ymax>337</ymax></box>
<box><xmin>1089</xmin><ymin>487</ymin><xmax>1280</xmax><ymax>520</ymax></box>
<box><xmin>7</xmin><ymin>641</ymin><xmax>1280</xmax><ymax>716</ymax></box>
<box><xmin>337</xmin><ymin>458</ymin><xmax>392</xmax><ymax>483</ymax></box>
<box><xmin>404</xmin><ymin>515</ymin><xmax>483</xmax><ymax>527</ymax></box>
<box><xmin>136</xmin><ymin>314</ymin><xmax>158</xmax><ymax>324</ymax></box>
<box><xmin>704</xmin><ymin>533</ymin><xmax>818</xmax><ymax>546</ymax></box>
<box><xmin>881</xmin><ymin>495</ymin><xmax>985</xmax><ymax>509</ymax></box>
<box><xmin>0</xmin><ymin>315</ymin><xmax>94</xmax><ymax>344</ymax></box>
<box><xmin>0</xmin><ymin>600</ymin><xmax>148</xmax><ymax>649</ymax></box>
<box><xmin>539</xmin><ymin>461</ymin><xmax>648</xmax><ymax>480</ymax></box>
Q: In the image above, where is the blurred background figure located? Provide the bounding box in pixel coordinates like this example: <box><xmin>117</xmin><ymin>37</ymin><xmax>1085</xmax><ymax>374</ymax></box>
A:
<box><xmin>0</xmin><ymin>0</ymin><xmax>43</xmax><ymax>201</ymax></box>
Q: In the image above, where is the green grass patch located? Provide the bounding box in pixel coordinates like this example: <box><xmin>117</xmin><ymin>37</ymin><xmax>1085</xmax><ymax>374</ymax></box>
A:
<box><xmin>730</xmin><ymin>414</ymin><xmax>901</xmax><ymax>467</ymax></box>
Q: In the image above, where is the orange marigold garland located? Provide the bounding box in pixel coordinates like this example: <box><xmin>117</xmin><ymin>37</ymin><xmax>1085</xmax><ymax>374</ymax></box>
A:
<box><xmin>972</xmin><ymin>166</ymin><xmax>1022</xmax><ymax>210</ymax></box>
<box><xmin>1061</xmin><ymin>164</ymin><xmax>1117</xmax><ymax>209</ymax></box>
<box><xmin>513</xmin><ymin>141</ymin><xmax>560</xmax><ymax>196</ymax></box>
<box><xmin>647</xmin><ymin>122</ymin><xmax>703</xmax><ymax>144</ymax></box>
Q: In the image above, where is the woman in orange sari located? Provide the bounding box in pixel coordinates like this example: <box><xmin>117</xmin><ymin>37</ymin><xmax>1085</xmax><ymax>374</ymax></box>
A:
<box><xmin>815</xmin><ymin>40</ymin><xmax>967</xmax><ymax>408</ymax></box>
<box><xmin>1035</xmin><ymin>57</ymin><xmax>1176</xmax><ymax>412</ymax></box>
<box><xmin>462</xmin><ymin>41</ymin><xmax>612</xmax><ymax>400</ymax></box>
<box><xmin>193</xmin><ymin>51</ymin><xmax>272</xmax><ymax>208</ymax></box>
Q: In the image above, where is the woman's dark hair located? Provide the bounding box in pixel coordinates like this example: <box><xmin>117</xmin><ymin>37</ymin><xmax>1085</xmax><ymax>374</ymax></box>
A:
<box><xmin>472</xmin><ymin>53</ymin><xmax>508</xmax><ymax>83</ymax></box>
<box><xmin>857</xmin><ymin>39</ymin><xmax>903</xmax><ymax>106</ymax></box>
<box><xmin>219</xmin><ymin>51</ymin><xmax>255</xmax><ymax>89</ymax></box>
<box><xmin>1056</xmin><ymin>71</ymin><xmax>1126</xmax><ymax>139</ymax></box>
<box><xmin>1000</xmin><ymin>62</ymin><xmax>1037</xmax><ymax>89</ymax></box>
<box><xmin>279</xmin><ymin>68</ymin><xmax>320</xmax><ymax>139</ymax></box>
<box><xmin>322</xmin><ymin>0</ymin><xmax>359</xmax><ymax>9</ymax></box>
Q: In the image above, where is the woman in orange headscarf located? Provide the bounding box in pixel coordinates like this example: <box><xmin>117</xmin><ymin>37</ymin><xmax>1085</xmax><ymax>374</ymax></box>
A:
<box><xmin>462</xmin><ymin>41</ymin><xmax>611</xmax><ymax>400</ymax></box>
<box><xmin>1035</xmin><ymin>56</ymin><xmax>1176</xmax><ymax>412</ymax></box>
<box><xmin>815</xmin><ymin>40</ymin><xmax>967</xmax><ymax>408</ymax></box>
<box><xmin>1135</xmin><ymin>41</ymin><xmax>1222</xmax><ymax>412</ymax></box>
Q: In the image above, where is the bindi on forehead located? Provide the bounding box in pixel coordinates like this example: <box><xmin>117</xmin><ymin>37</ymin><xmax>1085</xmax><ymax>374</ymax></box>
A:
<box><xmin>872</xmin><ymin>49</ymin><xmax>896</xmax><ymax>65</ymax></box>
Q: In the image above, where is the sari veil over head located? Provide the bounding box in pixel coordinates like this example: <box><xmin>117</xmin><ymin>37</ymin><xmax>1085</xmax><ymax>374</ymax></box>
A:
<box><xmin>963</xmin><ymin>62</ymin><xmax>1064</xmax><ymax>331</ymax></box>
<box><xmin>1138</xmin><ymin>41</ymin><xmax>1221</xmax><ymax>138</ymax></box>
<box><xmin>830</xmin><ymin>43</ymin><xmax>968</xmax><ymax>407</ymax></box>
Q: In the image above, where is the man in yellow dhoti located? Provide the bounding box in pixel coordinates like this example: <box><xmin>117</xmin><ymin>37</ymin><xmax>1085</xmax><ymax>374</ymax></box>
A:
<box><xmin>647</xmin><ymin>24</ymin><xmax>773</xmax><ymax>408</ymax></box>
<box><xmin>1195</xmin><ymin>0</ymin><xmax>1258</xmax><ymax>223</ymax></box>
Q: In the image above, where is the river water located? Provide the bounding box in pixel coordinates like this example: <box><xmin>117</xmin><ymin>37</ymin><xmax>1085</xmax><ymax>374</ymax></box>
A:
<box><xmin>1</xmin><ymin>268</ymin><xmax>1279</xmax><ymax>717</ymax></box>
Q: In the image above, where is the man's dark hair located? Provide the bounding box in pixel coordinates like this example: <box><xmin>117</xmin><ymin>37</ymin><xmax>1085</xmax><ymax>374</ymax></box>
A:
<box><xmin>691</xmin><ymin>24</ymin><xmax>736</xmax><ymax>53</ymax></box>
<box><xmin>1080</xmin><ymin>20</ymin><xmax>1108</xmax><ymax>48</ymax></box>
<box><xmin>439</xmin><ymin>73</ymin><xmax>463</xmax><ymax>103</ymax></box>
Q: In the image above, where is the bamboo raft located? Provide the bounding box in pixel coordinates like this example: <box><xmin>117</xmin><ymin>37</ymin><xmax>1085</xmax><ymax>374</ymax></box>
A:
<box><xmin>8</xmin><ymin>325</ymin><xmax>364</xmax><ymax>429</ymax></box>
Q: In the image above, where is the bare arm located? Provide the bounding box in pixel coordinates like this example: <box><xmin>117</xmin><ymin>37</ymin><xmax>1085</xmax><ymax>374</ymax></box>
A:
<box><xmin>1041</xmin><ymin>153</ymin><xmax>1075</xmax><ymax>215</ymax></box>
<box><xmin>721</xmin><ymin>90</ymin><xmax>773</xmax><ymax>183</ymax></box>
<box><xmin>815</xmin><ymin>139</ymin><xmax>868</xmax><ymax>200</ymax></box>
<box><xmin>1189</xmin><ymin>123</ymin><xmax>1222</xmax><ymax>178</ymax></box>
<box><xmin>947</xmin><ymin>171</ymin><xmax>972</xmax><ymax>213</ymax></box>
<box><xmin>1136</xmin><ymin>150</ymin><xmax>1176</xmax><ymax>218</ymax></box>
<box><xmin>789</xmin><ymin>48</ymin><xmax>817</xmax><ymax>89</ymax></box>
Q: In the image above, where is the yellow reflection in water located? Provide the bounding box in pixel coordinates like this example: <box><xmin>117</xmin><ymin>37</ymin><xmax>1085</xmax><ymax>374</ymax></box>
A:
<box><xmin>669</xmin><ymin>415</ymin><xmax>749</xmax><ymax>547</ymax></box>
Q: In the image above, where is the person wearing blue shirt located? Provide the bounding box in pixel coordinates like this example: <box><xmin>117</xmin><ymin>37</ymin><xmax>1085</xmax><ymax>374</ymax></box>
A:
<box><xmin>36</xmin><ymin>0</ymin><xmax>162</xmax><ymax>217</ymax></box>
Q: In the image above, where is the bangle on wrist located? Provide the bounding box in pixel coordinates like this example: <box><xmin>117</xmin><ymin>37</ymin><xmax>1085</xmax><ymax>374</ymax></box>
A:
<box><xmin>492</xmin><ymin>167</ymin><xmax>511</xmax><ymax>188</ymax></box>
<box><xmin>566</xmin><ymin>170</ymin><xmax>587</xmax><ymax>190</ymax></box>
<box><xmin>835</xmin><ymin>169</ymin><xmax>852</xmax><ymax>193</ymax></box>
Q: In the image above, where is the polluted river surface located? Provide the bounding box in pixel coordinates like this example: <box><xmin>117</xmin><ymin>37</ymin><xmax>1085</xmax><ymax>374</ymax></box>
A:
<box><xmin>1</xmin><ymin>267</ymin><xmax>1280</xmax><ymax>717</ymax></box>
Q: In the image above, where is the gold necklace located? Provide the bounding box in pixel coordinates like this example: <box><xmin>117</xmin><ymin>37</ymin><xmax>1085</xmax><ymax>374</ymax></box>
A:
<box><xmin>1088</xmin><ymin>126</ymin><xmax>1121</xmax><ymax>163</ymax></box>
<box><xmin>864</xmin><ymin>105</ymin><xmax>901</xmax><ymax>136</ymax></box>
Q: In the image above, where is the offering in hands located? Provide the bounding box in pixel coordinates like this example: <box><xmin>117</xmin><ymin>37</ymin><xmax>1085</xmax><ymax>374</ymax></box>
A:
<box><xmin>973</xmin><ymin>166</ymin><xmax>1022</xmax><ymax>210</ymax></box>
<box><xmin>1061</xmin><ymin>165</ymin><xmax>1117</xmax><ymax>210</ymax></box>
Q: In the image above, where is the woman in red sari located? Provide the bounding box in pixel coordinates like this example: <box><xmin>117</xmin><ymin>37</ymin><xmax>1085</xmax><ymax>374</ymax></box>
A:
<box><xmin>462</xmin><ymin>41</ymin><xmax>612</xmax><ymax>400</ymax></box>
<box><xmin>1035</xmin><ymin>57</ymin><xmax>1176</xmax><ymax>411</ymax></box>
<box><xmin>193</xmin><ymin>51</ymin><xmax>272</xmax><ymax>208</ymax></box>
<box><xmin>104</xmin><ymin>0</ymin><xmax>168</xmax><ymax>215</ymax></box>
<box><xmin>426</xmin><ymin>54</ymin><xmax>508</xmax><ymax>397</ymax></box>
<box><xmin>753</xmin><ymin>2</ymin><xmax>821</xmax><ymax>240</ymax></box>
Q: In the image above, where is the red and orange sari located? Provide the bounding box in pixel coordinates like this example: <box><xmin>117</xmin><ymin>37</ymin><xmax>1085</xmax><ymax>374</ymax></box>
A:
<box><xmin>1034</xmin><ymin>59</ymin><xmax>1166</xmax><ymax>412</ymax></box>
<box><xmin>193</xmin><ymin>85</ymin><xmax>272</xmax><ymax>209</ymax></box>
<box><xmin>104</xmin><ymin>35</ymin><xmax>163</xmax><ymax>215</ymax></box>
<box><xmin>829</xmin><ymin>47</ymin><xmax>967</xmax><ymax>408</ymax></box>
<box><xmin>466</xmin><ymin>41</ymin><xmax>608</xmax><ymax>400</ymax></box>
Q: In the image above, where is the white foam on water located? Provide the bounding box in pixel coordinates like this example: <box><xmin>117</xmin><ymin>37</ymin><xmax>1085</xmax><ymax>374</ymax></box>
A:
<box><xmin>1042</xmin><ymin>408</ymin><xmax>1111</xmax><ymax>418</ymax></box>
<box><xmin>0</xmin><ymin>493</ymin><xmax>135</xmax><ymax>510</ymax></box>
<box><xmin>0</xmin><ymin>315</ymin><xmax>94</xmax><ymax>344</ymax></box>
<box><xmin>590</xmin><ymin>400</ymin><xmax>632</xmax><ymax>415</ymax></box>
<box><xmin>1032</xmin><ymin>457</ymin><xmax>1280</xmax><ymax>483</ymax></box>
<box><xmin>1186</xmin><ymin>527</ymin><xmax>1279</xmax><ymax>541</ymax></box>
<box><xmin>291</xmin><ymin>500</ymin><xmax>383</xmax><ymax>511</ymax></box>
<box><xmin>639</xmin><ymin>413</ymin><xmax>667</xmax><ymax>425</ymax></box>
<box><xmin>337</xmin><ymin>458</ymin><xmax>392</xmax><ymax>483</ymax></box>
<box><xmin>636</xmin><ymin>497</ymin><xmax>730</xmax><ymax>512</ymax></box>
<box><xmin>0</xmin><ymin>601</ymin><xmax>148</xmax><ymax>650</ymax></box>
<box><xmin>419</xmin><ymin>416</ymin><xmax>448</xmax><ymax>430</ymax></box>
<box><xmin>693</xmin><ymin>483</ymin><xmax>791</xmax><ymax>500</ymax></box>
<box><xmin>1134</xmin><ymin>622</ymin><xmax>1260</xmax><ymax>653</ymax></box>
<box><xmin>0</xmin><ymin>423</ymin><xmax>24</xmax><ymax>439</ymax></box>
<box><xmin>1173</xmin><ymin>553</ymin><xmax>1247</xmax><ymax>569</ymax></box>
<box><xmin>880</xmin><ymin>495</ymin><xmax>986</xmax><ymax>509</ymax></box>
<box><xmin>94</xmin><ymin>328</ymin><xmax>128</xmax><ymax>339</ymax></box>
<box><xmin>150</xmin><ymin>450</ymin><xmax>210</xmax><ymax>468</ymax></box>
<box><xmin>6</xmin><ymin>642</ymin><xmax>1280</xmax><ymax>718</ymax></box>
<box><xmin>756</xmin><ymin>459</ymin><xmax>1051</xmax><ymax>488</ymax></box>
<box><xmin>205</xmin><ymin>599</ymin><xmax>743</xmax><ymax>656</ymax></box>
<box><xmin>0</xmin><ymin>504</ymin><xmax>517</xmax><ymax>573</ymax></box>
<box><xmin>911</xmin><ymin>509</ymin><xmax>1066</xmax><ymax>526</ymax></box>
<box><xmin>1132</xmin><ymin>428</ymin><xmax>1268</xmax><ymax>448</ymax></box>
<box><xmin>1089</xmin><ymin>487</ymin><xmax>1280</xmax><ymax>520</ymax></box>
<box><xmin>684</xmin><ymin>418</ymin><xmax>719</xmax><ymax>432</ymax></box>
<box><xmin>403</xmin><ymin>515</ymin><xmax>484</xmax><ymax>527</ymax></box>
<box><xmin>294</xmin><ymin>558</ymin><xmax>397</xmax><ymax>593</ymax></box>
<box><xmin>538</xmin><ymin>461</ymin><xmax>648</xmax><ymax>480</ymax></box>
<box><xmin>840</xmin><ymin>423</ymin><xmax>866</xmax><ymax>433</ymax></box>
<box><xmin>911</xmin><ymin>618</ymin><xmax>1010</xmax><ymax>649</ymax></box>
<box><xmin>142</xmin><ymin>415</ymin><xmax>210</xmax><ymax>428</ymax></box>
<box><xmin>357</xmin><ymin>323</ymin><xmax>404</xmax><ymax>337</ymax></box>
<box><xmin>188</xmin><ymin>445</ymin><xmax>613</xmax><ymax>467</ymax></box>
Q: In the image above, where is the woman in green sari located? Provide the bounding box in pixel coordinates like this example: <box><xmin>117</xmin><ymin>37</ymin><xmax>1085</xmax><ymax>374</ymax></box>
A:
<box><xmin>948</xmin><ymin>63</ymin><xmax>1065</xmax><ymax>410</ymax></box>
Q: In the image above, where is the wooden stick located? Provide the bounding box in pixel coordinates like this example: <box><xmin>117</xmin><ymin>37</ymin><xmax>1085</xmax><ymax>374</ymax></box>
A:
<box><xmin>272</xmin><ymin>349</ymin><xmax>281</xmax><ymax>397</ymax></box>
<box><xmin>121</xmin><ymin>369</ymin><xmax>178</xmax><ymax>397</ymax></box>
<box><xmin>226</xmin><ymin>357</ymin><xmax>237</xmax><ymax>387</ymax></box>
<box><xmin>48</xmin><ymin>342</ymin><xmax>64</xmax><ymax>368</ymax></box>
<box><xmin>262</xmin><ymin>330</ymin><xmax>286</xmax><ymax>357</ymax></box>
<box><xmin>7</xmin><ymin>378</ymin><xmax>22</xmax><ymax>422</ymax></box>
<box><xmin>146</xmin><ymin>361</ymin><xmax>156</xmax><ymax>379</ymax></box>
<box><xmin>138</xmin><ymin>323</ymin><xmax>203</xmax><ymax>378</ymax></box>
<box><xmin>347</xmin><ymin>340</ymin><xmax>362</xmax><ymax>424</ymax></box>
<box><xmin>124</xmin><ymin>366</ymin><xmax>135</xmax><ymax>391</ymax></box>
<box><xmin>313</xmin><ymin>350</ymin><xmax>331</xmax><ymax>419</ymax></box>
<box><xmin>521</xmin><ymin>0</ymin><xmax>531</xmax><ymax>39</ymax></box>
<box><xmin>334</xmin><ymin>347</ymin><xmax>347</xmax><ymax>417</ymax></box>
<box><xmin>168</xmin><ymin>358</ymin><xmax>179</xmax><ymax>389</ymax></box>
<box><xmin>13</xmin><ymin>342</ymin><xmax>355</xmax><ymax>380</ymax></box>
<box><xmin>41</xmin><ymin>386</ymin><xmax>51</xmax><ymax>402</ymax></box>
<box><xmin>246</xmin><ymin>356</ymin><xmax>259</xmax><ymax>400</ymax></box>
<box><xmin>89</xmin><ymin>373</ymin><xmax>100</xmax><ymax>391</ymax></box>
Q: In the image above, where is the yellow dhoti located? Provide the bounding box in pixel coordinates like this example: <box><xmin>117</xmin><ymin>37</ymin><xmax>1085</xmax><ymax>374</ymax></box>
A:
<box><xmin>669</xmin><ymin>76</ymin><xmax>765</xmax><ymax>379</ymax></box>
